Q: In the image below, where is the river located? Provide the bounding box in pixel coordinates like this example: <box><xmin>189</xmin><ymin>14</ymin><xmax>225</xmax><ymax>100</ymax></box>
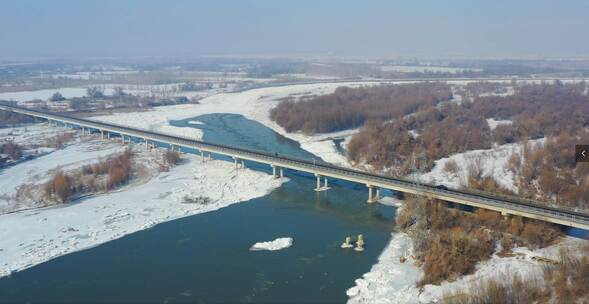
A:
<box><xmin>0</xmin><ymin>113</ymin><xmax>396</xmax><ymax>303</ymax></box>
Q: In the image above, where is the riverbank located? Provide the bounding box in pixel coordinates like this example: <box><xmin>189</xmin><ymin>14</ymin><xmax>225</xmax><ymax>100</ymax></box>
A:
<box><xmin>92</xmin><ymin>81</ymin><xmax>385</xmax><ymax>166</ymax></box>
<box><xmin>0</xmin><ymin>154</ymin><xmax>285</xmax><ymax>278</ymax></box>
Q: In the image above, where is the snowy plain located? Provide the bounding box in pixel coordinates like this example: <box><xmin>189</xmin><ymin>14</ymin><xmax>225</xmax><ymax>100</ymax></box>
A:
<box><xmin>0</xmin><ymin>135</ymin><xmax>125</xmax><ymax>213</ymax></box>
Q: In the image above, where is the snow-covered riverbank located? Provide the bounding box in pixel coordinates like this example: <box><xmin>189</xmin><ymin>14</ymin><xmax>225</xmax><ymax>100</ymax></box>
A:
<box><xmin>0</xmin><ymin>154</ymin><xmax>285</xmax><ymax>278</ymax></box>
<box><xmin>0</xmin><ymin>133</ymin><xmax>126</xmax><ymax>213</ymax></box>
<box><xmin>92</xmin><ymin>81</ymin><xmax>379</xmax><ymax>166</ymax></box>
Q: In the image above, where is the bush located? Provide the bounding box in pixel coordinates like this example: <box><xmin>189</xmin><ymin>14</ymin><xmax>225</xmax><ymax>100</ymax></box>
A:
<box><xmin>0</xmin><ymin>141</ymin><xmax>23</xmax><ymax>160</ymax></box>
<box><xmin>443</xmin><ymin>273</ymin><xmax>546</xmax><ymax>304</ymax></box>
<box><xmin>50</xmin><ymin>92</ymin><xmax>66</xmax><ymax>102</ymax></box>
<box><xmin>164</xmin><ymin>150</ymin><xmax>180</xmax><ymax>166</ymax></box>
<box><xmin>46</xmin><ymin>172</ymin><xmax>73</xmax><ymax>203</ymax></box>
<box><xmin>443</xmin><ymin>159</ymin><xmax>459</xmax><ymax>174</ymax></box>
<box><xmin>419</xmin><ymin>229</ymin><xmax>494</xmax><ymax>286</ymax></box>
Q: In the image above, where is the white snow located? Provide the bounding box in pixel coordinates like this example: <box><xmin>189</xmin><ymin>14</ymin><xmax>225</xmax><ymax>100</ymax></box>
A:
<box><xmin>419</xmin><ymin>138</ymin><xmax>545</xmax><ymax>193</ymax></box>
<box><xmin>0</xmin><ymin>138</ymin><xmax>125</xmax><ymax>213</ymax></box>
<box><xmin>0</xmin><ymin>88</ymin><xmax>90</xmax><ymax>102</ymax></box>
<box><xmin>347</xmin><ymin>227</ymin><xmax>585</xmax><ymax>303</ymax></box>
<box><xmin>381</xmin><ymin>65</ymin><xmax>482</xmax><ymax>74</ymax></box>
<box><xmin>92</xmin><ymin>82</ymin><xmax>375</xmax><ymax>166</ymax></box>
<box><xmin>0</xmin><ymin>123</ymin><xmax>71</xmax><ymax>147</ymax></box>
<box><xmin>486</xmin><ymin>118</ymin><xmax>513</xmax><ymax>130</ymax></box>
<box><xmin>0</xmin><ymin>154</ymin><xmax>285</xmax><ymax>278</ymax></box>
<box><xmin>347</xmin><ymin>233</ymin><xmax>421</xmax><ymax>304</ymax></box>
<box><xmin>249</xmin><ymin>237</ymin><xmax>294</xmax><ymax>251</ymax></box>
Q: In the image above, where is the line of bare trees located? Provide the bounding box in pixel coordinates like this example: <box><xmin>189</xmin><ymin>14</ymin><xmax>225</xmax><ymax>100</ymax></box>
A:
<box><xmin>45</xmin><ymin>149</ymin><xmax>134</xmax><ymax>203</ymax></box>
<box><xmin>270</xmin><ymin>83</ymin><xmax>453</xmax><ymax>134</ymax></box>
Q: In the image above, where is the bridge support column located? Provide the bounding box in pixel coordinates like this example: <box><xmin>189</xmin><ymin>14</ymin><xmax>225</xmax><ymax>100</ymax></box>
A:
<box><xmin>271</xmin><ymin>165</ymin><xmax>283</xmax><ymax>178</ymax></box>
<box><xmin>241</xmin><ymin>159</ymin><xmax>245</xmax><ymax>169</ymax></box>
<box><xmin>107</xmin><ymin>132</ymin><xmax>110</xmax><ymax>140</ymax></box>
<box><xmin>367</xmin><ymin>185</ymin><xmax>380</xmax><ymax>203</ymax></box>
<box><xmin>314</xmin><ymin>174</ymin><xmax>330</xmax><ymax>191</ymax></box>
<box><xmin>100</xmin><ymin>131</ymin><xmax>104</xmax><ymax>140</ymax></box>
<box><xmin>201</xmin><ymin>151</ymin><xmax>205</xmax><ymax>162</ymax></box>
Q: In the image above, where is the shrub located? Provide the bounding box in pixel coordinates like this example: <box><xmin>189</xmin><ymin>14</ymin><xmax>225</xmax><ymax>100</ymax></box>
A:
<box><xmin>442</xmin><ymin>273</ymin><xmax>546</xmax><ymax>304</ymax></box>
<box><xmin>1</xmin><ymin>141</ymin><xmax>23</xmax><ymax>160</ymax></box>
<box><xmin>46</xmin><ymin>172</ymin><xmax>73</xmax><ymax>203</ymax></box>
<box><xmin>164</xmin><ymin>150</ymin><xmax>180</xmax><ymax>166</ymax></box>
<box><xmin>443</xmin><ymin>159</ymin><xmax>459</xmax><ymax>174</ymax></box>
<box><xmin>419</xmin><ymin>229</ymin><xmax>494</xmax><ymax>286</ymax></box>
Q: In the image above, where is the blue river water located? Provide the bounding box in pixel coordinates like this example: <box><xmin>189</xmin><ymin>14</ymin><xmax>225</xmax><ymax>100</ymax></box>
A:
<box><xmin>0</xmin><ymin>113</ymin><xmax>396</xmax><ymax>303</ymax></box>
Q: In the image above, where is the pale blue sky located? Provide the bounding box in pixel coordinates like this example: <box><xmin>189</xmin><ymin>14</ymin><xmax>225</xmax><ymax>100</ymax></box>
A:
<box><xmin>1</xmin><ymin>0</ymin><xmax>588</xmax><ymax>59</ymax></box>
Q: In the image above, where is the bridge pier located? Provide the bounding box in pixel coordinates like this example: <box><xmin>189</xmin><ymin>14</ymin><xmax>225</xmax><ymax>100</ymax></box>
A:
<box><xmin>367</xmin><ymin>185</ymin><xmax>380</xmax><ymax>203</ymax></box>
<box><xmin>201</xmin><ymin>151</ymin><xmax>211</xmax><ymax>162</ymax></box>
<box><xmin>314</xmin><ymin>174</ymin><xmax>330</xmax><ymax>191</ymax></box>
<box><xmin>235</xmin><ymin>157</ymin><xmax>245</xmax><ymax>169</ymax></box>
<box><xmin>271</xmin><ymin>165</ymin><xmax>283</xmax><ymax>178</ymax></box>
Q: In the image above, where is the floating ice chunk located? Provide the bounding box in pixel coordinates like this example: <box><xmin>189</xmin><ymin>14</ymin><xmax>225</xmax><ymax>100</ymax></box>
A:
<box><xmin>249</xmin><ymin>237</ymin><xmax>293</xmax><ymax>251</ymax></box>
<box><xmin>187</xmin><ymin>120</ymin><xmax>203</xmax><ymax>125</ymax></box>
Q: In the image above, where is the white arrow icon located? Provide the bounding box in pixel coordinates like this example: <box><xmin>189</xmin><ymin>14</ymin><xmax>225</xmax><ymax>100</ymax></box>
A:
<box><xmin>583</xmin><ymin>150</ymin><xmax>587</xmax><ymax>158</ymax></box>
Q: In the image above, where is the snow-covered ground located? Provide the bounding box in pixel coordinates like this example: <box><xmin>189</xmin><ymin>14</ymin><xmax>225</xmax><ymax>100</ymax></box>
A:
<box><xmin>347</xmin><ymin>233</ymin><xmax>421</xmax><ymax>304</ymax></box>
<box><xmin>249</xmin><ymin>237</ymin><xmax>294</xmax><ymax>251</ymax></box>
<box><xmin>419</xmin><ymin>138</ymin><xmax>545</xmax><ymax>193</ymax></box>
<box><xmin>0</xmin><ymin>154</ymin><xmax>285</xmax><ymax>278</ymax></box>
<box><xmin>0</xmin><ymin>137</ymin><xmax>125</xmax><ymax>213</ymax></box>
<box><xmin>486</xmin><ymin>118</ymin><xmax>513</xmax><ymax>130</ymax></box>
<box><xmin>92</xmin><ymin>81</ymin><xmax>379</xmax><ymax>166</ymax></box>
<box><xmin>0</xmin><ymin>88</ymin><xmax>94</xmax><ymax>102</ymax></box>
<box><xmin>0</xmin><ymin>123</ymin><xmax>71</xmax><ymax>148</ymax></box>
<box><xmin>348</xmin><ymin>232</ymin><xmax>584</xmax><ymax>303</ymax></box>
<box><xmin>381</xmin><ymin>65</ymin><xmax>483</xmax><ymax>74</ymax></box>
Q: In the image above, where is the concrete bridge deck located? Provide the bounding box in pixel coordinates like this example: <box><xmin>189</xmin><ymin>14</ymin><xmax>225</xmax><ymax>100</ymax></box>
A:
<box><xmin>1</xmin><ymin>103</ymin><xmax>588</xmax><ymax>230</ymax></box>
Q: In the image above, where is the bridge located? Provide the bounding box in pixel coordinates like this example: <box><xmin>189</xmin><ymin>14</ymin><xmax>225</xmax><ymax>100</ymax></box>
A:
<box><xmin>1</xmin><ymin>103</ymin><xmax>589</xmax><ymax>230</ymax></box>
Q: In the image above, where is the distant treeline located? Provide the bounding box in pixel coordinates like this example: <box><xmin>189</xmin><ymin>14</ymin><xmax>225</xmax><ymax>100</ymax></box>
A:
<box><xmin>270</xmin><ymin>82</ymin><xmax>453</xmax><ymax>134</ymax></box>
